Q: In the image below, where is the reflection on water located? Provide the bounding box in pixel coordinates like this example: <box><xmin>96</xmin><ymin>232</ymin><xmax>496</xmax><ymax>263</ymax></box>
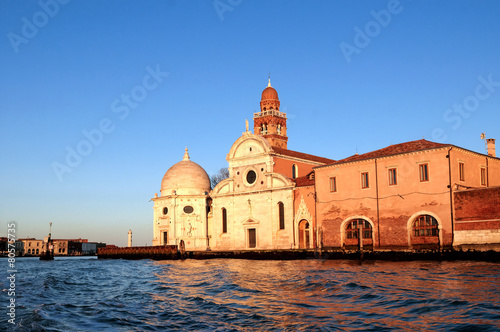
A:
<box><xmin>1</xmin><ymin>258</ymin><xmax>499</xmax><ymax>331</ymax></box>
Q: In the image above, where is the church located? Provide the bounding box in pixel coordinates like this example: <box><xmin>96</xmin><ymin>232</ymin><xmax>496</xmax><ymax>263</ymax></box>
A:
<box><xmin>151</xmin><ymin>81</ymin><xmax>500</xmax><ymax>252</ymax></box>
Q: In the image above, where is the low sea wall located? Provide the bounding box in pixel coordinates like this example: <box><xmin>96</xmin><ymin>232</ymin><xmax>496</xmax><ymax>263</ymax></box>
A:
<box><xmin>98</xmin><ymin>245</ymin><xmax>179</xmax><ymax>260</ymax></box>
<box><xmin>98</xmin><ymin>246</ymin><xmax>499</xmax><ymax>261</ymax></box>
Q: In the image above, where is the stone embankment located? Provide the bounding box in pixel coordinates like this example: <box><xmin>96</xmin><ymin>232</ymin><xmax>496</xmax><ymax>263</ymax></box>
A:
<box><xmin>98</xmin><ymin>245</ymin><xmax>178</xmax><ymax>260</ymax></box>
<box><xmin>98</xmin><ymin>246</ymin><xmax>500</xmax><ymax>261</ymax></box>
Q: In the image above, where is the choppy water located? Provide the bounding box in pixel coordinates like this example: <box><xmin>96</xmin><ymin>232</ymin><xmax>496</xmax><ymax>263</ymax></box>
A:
<box><xmin>1</xmin><ymin>257</ymin><xmax>499</xmax><ymax>331</ymax></box>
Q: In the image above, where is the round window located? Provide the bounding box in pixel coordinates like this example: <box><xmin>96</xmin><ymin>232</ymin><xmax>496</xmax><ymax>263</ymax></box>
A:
<box><xmin>163</xmin><ymin>207</ymin><xmax>168</xmax><ymax>215</ymax></box>
<box><xmin>246</xmin><ymin>170</ymin><xmax>257</xmax><ymax>184</ymax></box>
<box><xmin>184</xmin><ymin>206</ymin><xmax>194</xmax><ymax>214</ymax></box>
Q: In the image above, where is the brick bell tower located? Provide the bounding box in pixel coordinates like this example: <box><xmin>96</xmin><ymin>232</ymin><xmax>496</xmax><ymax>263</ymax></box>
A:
<box><xmin>253</xmin><ymin>79</ymin><xmax>288</xmax><ymax>149</ymax></box>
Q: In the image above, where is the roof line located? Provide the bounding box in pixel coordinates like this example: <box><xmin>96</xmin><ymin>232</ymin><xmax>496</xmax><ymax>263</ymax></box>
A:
<box><xmin>315</xmin><ymin>142</ymin><xmax>500</xmax><ymax>170</ymax></box>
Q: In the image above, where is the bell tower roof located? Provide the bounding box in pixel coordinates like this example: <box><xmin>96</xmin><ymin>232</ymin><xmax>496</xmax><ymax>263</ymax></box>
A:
<box><xmin>261</xmin><ymin>79</ymin><xmax>279</xmax><ymax>102</ymax></box>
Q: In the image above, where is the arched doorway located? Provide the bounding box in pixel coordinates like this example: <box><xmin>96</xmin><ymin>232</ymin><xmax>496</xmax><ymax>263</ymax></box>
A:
<box><xmin>343</xmin><ymin>218</ymin><xmax>373</xmax><ymax>250</ymax></box>
<box><xmin>410</xmin><ymin>214</ymin><xmax>440</xmax><ymax>249</ymax></box>
<box><xmin>298</xmin><ymin>219</ymin><xmax>310</xmax><ymax>249</ymax></box>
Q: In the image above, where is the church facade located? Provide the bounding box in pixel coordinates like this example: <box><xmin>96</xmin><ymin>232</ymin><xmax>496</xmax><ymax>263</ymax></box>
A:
<box><xmin>152</xmin><ymin>81</ymin><xmax>500</xmax><ymax>251</ymax></box>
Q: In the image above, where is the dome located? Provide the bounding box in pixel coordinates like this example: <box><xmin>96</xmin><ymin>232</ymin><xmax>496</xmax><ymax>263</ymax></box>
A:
<box><xmin>260</xmin><ymin>79</ymin><xmax>280</xmax><ymax>111</ymax></box>
<box><xmin>261</xmin><ymin>80</ymin><xmax>279</xmax><ymax>101</ymax></box>
<box><xmin>160</xmin><ymin>148</ymin><xmax>211</xmax><ymax>196</ymax></box>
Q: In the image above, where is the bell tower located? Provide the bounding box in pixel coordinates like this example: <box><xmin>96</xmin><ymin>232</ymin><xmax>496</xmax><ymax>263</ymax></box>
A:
<box><xmin>253</xmin><ymin>79</ymin><xmax>288</xmax><ymax>149</ymax></box>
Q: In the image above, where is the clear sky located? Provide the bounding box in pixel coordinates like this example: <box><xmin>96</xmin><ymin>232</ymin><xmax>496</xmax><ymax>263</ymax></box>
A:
<box><xmin>1</xmin><ymin>0</ymin><xmax>499</xmax><ymax>247</ymax></box>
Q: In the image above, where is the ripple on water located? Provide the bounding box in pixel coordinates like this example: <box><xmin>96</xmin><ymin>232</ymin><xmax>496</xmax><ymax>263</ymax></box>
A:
<box><xmin>2</xmin><ymin>258</ymin><xmax>500</xmax><ymax>331</ymax></box>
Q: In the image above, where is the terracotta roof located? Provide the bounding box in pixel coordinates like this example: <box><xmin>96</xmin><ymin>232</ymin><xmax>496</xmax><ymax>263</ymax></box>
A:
<box><xmin>273</xmin><ymin>147</ymin><xmax>335</xmax><ymax>164</ymax></box>
<box><xmin>261</xmin><ymin>86</ymin><xmax>279</xmax><ymax>101</ymax></box>
<box><xmin>294</xmin><ymin>175</ymin><xmax>315</xmax><ymax>187</ymax></box>
<box><xmin>324</xmin><ymin>139</ymin><xmax>450</xmax><ymax>166</ymax></box>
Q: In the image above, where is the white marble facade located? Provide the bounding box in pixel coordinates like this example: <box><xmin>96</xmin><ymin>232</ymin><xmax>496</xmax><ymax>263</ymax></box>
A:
<box><xmin>152</xmin><ymin>132</ymin><xmax>297</xmax><ymax>251</ymax></box>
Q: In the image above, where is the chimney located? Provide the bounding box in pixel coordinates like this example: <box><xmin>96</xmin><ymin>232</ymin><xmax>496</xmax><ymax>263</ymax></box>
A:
<box><xmin>487</xmin><ymin>138</ymin><xmax>496</xmax><ymax>157</ymax></box>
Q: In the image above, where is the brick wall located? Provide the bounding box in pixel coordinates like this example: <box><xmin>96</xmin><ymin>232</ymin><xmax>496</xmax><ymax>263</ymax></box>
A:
<box><xmin>454</xmin><ymin>186</ymin><xmax>500</xmax><ymax>222</ymax></box>
<box><xmin>454</xmin><ymin>186</ymin><xmax>500</xmax><ymax>245</ymax></box>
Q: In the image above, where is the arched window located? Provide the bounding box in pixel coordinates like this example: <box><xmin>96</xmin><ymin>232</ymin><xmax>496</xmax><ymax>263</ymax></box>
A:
<box><xmin>278</xmin><ymin>202</ymin><xmax>285</xmax><ymax>230</ymax></box>
<box><xmin>222</xmin><ymin>208</ymin><xmax>227</xmax><ymax>233</ymax></box>
<box><xmin>28</xmin><ymin>249</ymin><xmax>31</xmax><ymax>254</ymax></box>
<box><xmin>346</xmin><ymin>219</ymin><xmax>372</xmax><ymax>239</ymax></box>
<box><xmin>36</xmin><ymin>249</ymin><xmax>39</xmax><ymax>255</ymax></box>
<box><xmin>413</xmin><ymin>215</ymin><xmax>438</xmax><ymax>237</ymax></box>
<box><xmin>262</xmin><ymin>124</ymin><xmax>267</xmax><ymax>135</ymax></box>
<box><xmin>292</xmin><ymin>164</ymin><xmax>298</xmax><ymax>179</ymax></box>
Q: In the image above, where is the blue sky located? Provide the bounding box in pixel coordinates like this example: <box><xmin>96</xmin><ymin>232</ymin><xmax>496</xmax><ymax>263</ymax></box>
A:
<box><xmin>1</xmin><ymin>0</ymin><xmax>499</xmax><ymax>247</ymax></box>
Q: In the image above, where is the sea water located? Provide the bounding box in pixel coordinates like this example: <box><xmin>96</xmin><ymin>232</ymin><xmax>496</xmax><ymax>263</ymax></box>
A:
<box><xmin>1</xmin><ymin>257</ymin><xmax>499</xmax><ymax>331</ymax></box>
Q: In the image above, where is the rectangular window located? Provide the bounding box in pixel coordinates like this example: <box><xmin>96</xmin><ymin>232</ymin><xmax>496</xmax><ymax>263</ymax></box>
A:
<box><xmin>481</xmin><ymin>167</ymin><xmax>487</xmax><ymax>186</ymax></box>
<box><xmin>163</xmin><ymin>231</ymin><xmax>168</xmax><ymax>245</ymax></box>
<box><xmin>248</xmin><ymin>229</ymin><xmax>256</xmax><ymax>248</ymax></box>
<box><xmin>361</xmin><ymin>172</ymin><xmax>369</xmax><ymax>189</ymax></box>
<box><xmin>459</xmin><ymin>162</ymin><xmax>465</xmax><ymax>181</ymax></box>
<box><xmin>329</xmin><ymin>177</ymin><xmax>337</xmax><ymax>192</ymax></box>
<box><xmin>388</xmin><ymin>168</ymin><xmax>397</xmax><ymax>185</ymax></box>
<box><xmin>419</xmin><ymin>164</ymin><xmax>429</xmax><ymax>182</ymax></box>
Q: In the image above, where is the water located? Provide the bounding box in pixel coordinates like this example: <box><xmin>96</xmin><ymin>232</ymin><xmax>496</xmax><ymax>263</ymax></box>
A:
<box><xmin>1</xmin><ymin>257</ymin><xmax>499</xmax><ymax>331</ymax></box>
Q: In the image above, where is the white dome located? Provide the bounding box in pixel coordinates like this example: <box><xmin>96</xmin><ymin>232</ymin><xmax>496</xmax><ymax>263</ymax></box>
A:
<box><xmin>160</xmin><ymin>148</ymin><xmax>210</xmax><ymax>196</ymax></box>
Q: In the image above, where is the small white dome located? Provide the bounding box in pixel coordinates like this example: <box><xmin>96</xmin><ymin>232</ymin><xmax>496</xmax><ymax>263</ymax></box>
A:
<box><xmin>160</xmin><ymin>148</ymin><xmax>210</xmax><ymax>196</ymax></box>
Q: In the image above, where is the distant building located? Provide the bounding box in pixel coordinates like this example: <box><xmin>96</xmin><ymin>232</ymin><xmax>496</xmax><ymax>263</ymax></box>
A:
<box><xmin>14</xmin><ymin>237</ymin><xmax>100</xmax><ymax>256</ymax></box>
<box><xmin>52</xmin><ymin>239</ymin><xmax>87</xmax><ymax>255</ymax></box>
<box><xmin>0</xmin><ymin>237</ymin><xmax>7</xmax><ymax>255</ymax></box>
<box><xmin>20</xmin><ymin>238</ymin><xmax>45</xmax><ymax>256</ymax></box>
<box><xmin>152</xmin><ymin>81</ymin><xmax>500</xmax><ymax>251</ymax></box>
<box><xmin>82</xmin><ymin>242</ymin><xmax>106</xmax><ymax>255</ymax></box>
<box><xmin>14</xmin><ymin>240</ymin><xmax>24</xmax><ymax>256</ymax></box>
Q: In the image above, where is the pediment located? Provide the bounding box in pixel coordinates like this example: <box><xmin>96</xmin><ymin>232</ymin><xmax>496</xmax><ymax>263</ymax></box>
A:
<box><xmin>241</xmin><ymin>218</ymin><xmax>260</xmax><ymax>225</ymax></box>
<box><xmin>212</xmin><ymin>178</ymin><xmax>233</xmax><ymax>194</ymax></box>
<box><xmin>227</xmin><ymin>133</ymin><xmax>272</xmax><ymax>161</ymax></box>
<box><xmin>295</xmin><ymin>195</ymin><xmax>312</xmax><ymax>222</ymax></box>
